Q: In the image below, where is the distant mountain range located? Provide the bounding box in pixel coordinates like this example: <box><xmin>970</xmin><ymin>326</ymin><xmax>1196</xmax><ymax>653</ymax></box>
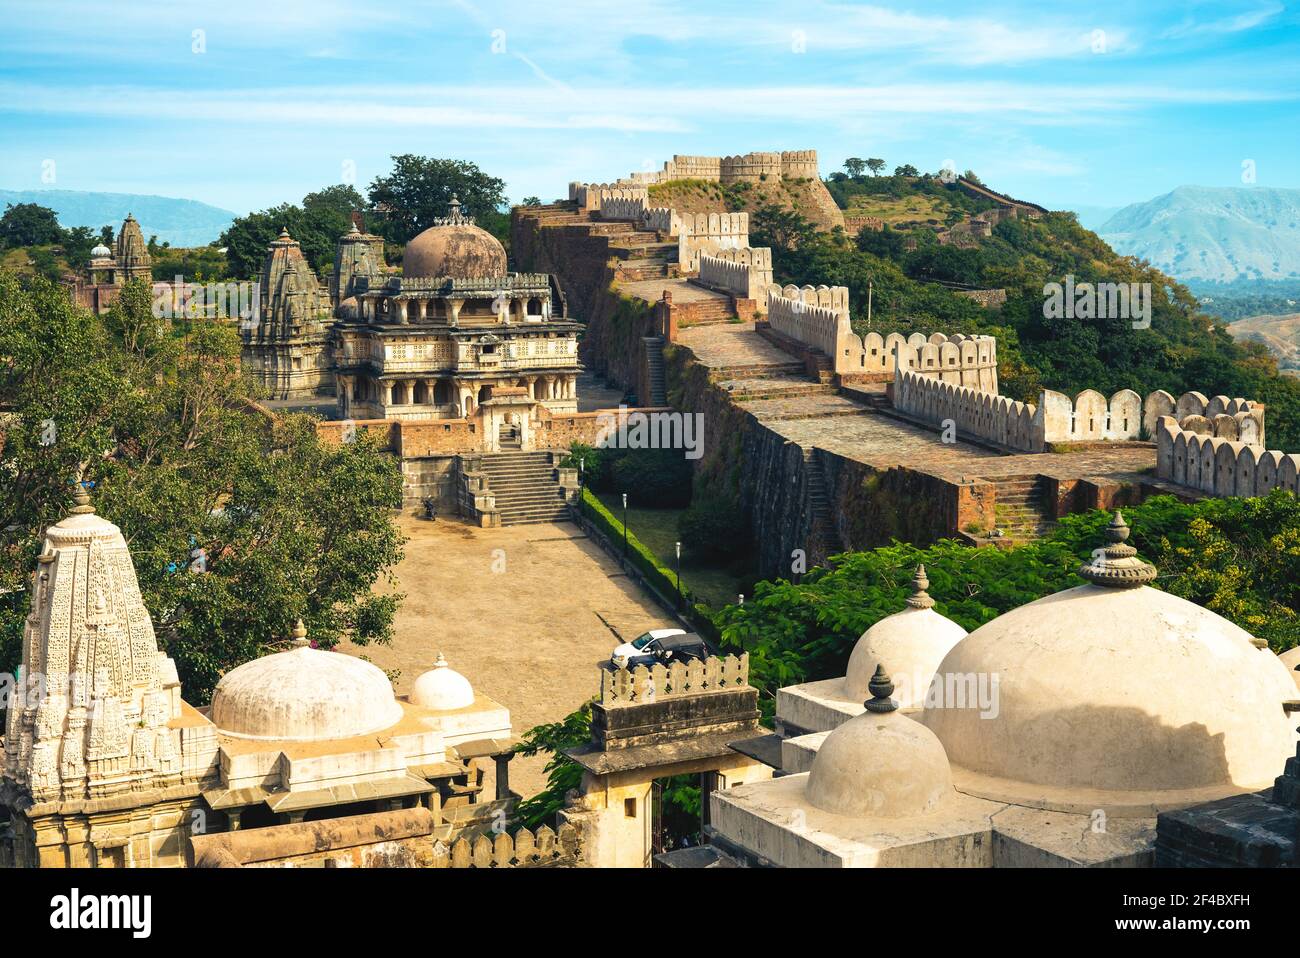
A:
<box><xmin>1095</xmin><ymin>186</ymin><xmax>1300</xmax><ymax>283</ymax></box>
<box><xmin>0</xmin><ymin>189</ymin><xmax>235</xmax><ymax>247</ymax></box>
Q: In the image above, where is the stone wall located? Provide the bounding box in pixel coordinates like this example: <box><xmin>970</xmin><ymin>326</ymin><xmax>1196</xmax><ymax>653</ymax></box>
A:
<box><xmin>570</xmin><ymin>182</ymin><xmax>647</xmax><ymax>212</ymax></box>
<box><xmin>695</xmin><ymin>248</ymin><xmax>775</xmax><ymax>304</ymax></box>
<box><xmin>677</xmin><ymin>212</ymin><xmax>750</xmax><ymax>271</ymax></box>
<box><xmin>1156</xmin><ymin>416</ymin><xmax>1300</xmax><ymax>498</ymax></box>
<box><xmin>767</xmin><ymin>286</ymin><xmax>849</xmax><ymax>360</ymax></box>
<box><xmin>765</xmin><ymin>286</ymin><xmax>998</xmax><ymax>389</ymax></box>
<box><xmin>894</xmin><ymin>366</ymin><xmax>1043</xmax><ymax>452</ymax></box>
<box><xmin>622</xmin><ymin>150</ymin><xmax>822</xmax><ymax>186</ymax></box>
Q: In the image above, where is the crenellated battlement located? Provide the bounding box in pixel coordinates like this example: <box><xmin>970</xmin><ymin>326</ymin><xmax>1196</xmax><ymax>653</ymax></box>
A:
<box><xmin>600</xmin><ymin>653</ymin><xmax>750</xmax><ymax>705</ymax></box>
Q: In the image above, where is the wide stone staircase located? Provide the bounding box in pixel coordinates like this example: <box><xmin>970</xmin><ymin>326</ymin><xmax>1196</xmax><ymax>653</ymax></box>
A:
<box><xmin>466</xmin><ymin>451</ymin><xmax>573</xmax><ymax>526</ymax></box>
<box><xmin>991</xmin><ymin>475</ymin><xmax>1057</xmax><ymax>540</ymax></box>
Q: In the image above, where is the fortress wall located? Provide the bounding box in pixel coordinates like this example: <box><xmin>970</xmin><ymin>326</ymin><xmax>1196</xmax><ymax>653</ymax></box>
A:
<box><xmin>767</xmin><ymin>287</ymin><xmax>848</xmax><ymax>359</ymax></box>
<box><xmin>720</xmin><ymin>152</ymin><xmax>783</xmax><ymax>183</ymax></box>
<box><xmin>600</xmin><ymin>195</ymin><xmax>648</xmax><ymax>222</ymax></box>
<box><xmin>677</xmin><ymin>211</ymin><xmax>750</xmax><ymax>271</ymax></box>
<box><xmin>1157</xmin><ymin>417</ymin><xmax>1300</xmax><ymax>499</ymax></box>
<box><xmin>845</xmin><ymin>330</ymin><xmax>997</xmax><ymax>391</ymax></box>
<box><xmin>780</xmin><ymin>150</ymin><xmax>820</xmax><ymax>179</ymax></box>
<box><xmin>894</xmin><ymin>366</ymin><xmax>1044</xmax><ymax>453</ymax></box>
<box><xmin>571</xmin><ymin>182</ymin><xmax>648</xmax><ymax>212</ymax></box>
<box><xmin>696</xmin><ymin>248</ymin><xmax>775</xmax><ymax>304</ymax></box>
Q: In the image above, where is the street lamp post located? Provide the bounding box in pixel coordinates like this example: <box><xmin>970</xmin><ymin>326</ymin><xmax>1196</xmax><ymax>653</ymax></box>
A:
<box><xmin>674</xmin><ymin>541</ymin><xmax>682</xmax><ymax>611</ymax></box>
<box><xmin>622</xmin><ymin>492</ymin><xmax>629</xmax><ymax>561</ymax></box>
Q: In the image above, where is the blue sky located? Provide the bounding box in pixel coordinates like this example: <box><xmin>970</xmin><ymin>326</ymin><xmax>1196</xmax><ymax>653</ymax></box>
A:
<box><xmin>2</xmin><ymin>0</ymin><xmax>1298</xmax><ymax>217</ymax></box>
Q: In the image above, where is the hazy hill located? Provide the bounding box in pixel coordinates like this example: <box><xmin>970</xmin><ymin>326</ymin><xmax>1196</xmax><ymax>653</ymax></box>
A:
<box><xmin>1098</xmin><ymin>186</ymin><xmax>1300</xmax><ymax>282</ymax></box>
<box><xmin>0</xmin><ymin>189</ymin><xmax>235</xmax><ymax>247</ymax></box>
<box><xmin>1228</xmin><ymin>312</ymin><xmax>1300</xmax><ymax>376</ymax></box>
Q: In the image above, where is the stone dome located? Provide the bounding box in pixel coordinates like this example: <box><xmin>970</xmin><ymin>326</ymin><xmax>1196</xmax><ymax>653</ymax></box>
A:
<box><xmin>409</xmin><ymin>653</ymin><xmax>475</xmax><ymax>711</ymax></box>
<box><xmin>920</xmin><ymin>513</ymin><xmax>1298</xmax><ymax>807</ymax></box>
<box><xmin>807</xmin><ymin>666</ymin><xmax>954</xmax><ymax>818</ymax></box>
<box><xmin>90</xmin><ymin>243</ymin><xmax>111</xmax><ymax>259</ymax></box>
<box><xmin>210</xmin><ymin>622</ymin><xmax>404</xmax><ymax>741</ymax></box>
<box><xmin>844</xmin><ymin>565</ymin><xmax>967</xmax><ymax>708</ymax></box>
<box><xmin>402</xmin><ymin>196</ymin><xmax>506</xmax><ymax>280</ymax></box>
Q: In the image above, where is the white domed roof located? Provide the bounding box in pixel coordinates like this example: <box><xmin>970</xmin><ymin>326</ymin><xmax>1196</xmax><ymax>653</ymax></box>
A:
<box><xmin>210</xmin><ymin>622</ymin><xmax>403</xmax><ymax>741</ymax></box>
<box><xmin>807</xmin><ymin>666</ymin><xmax>954</xmax><ymax>818</ymax></box>
<box><xmin>920</xmin><ymin>513</ymin><xmax>1297</xmax><ymax>806</ymax></box>
<box><xmin>91</xmin><ymin>243</ymin><xmax>112</xmax><ymax>258</ymax></box>
<box><xmin>409</xmin><ymin>653</ymin><xmax>475</xmax><ymax>711</ymax></box>
<box><xmin>844</xmin><ymin>565</ymin><xmax>967</xmax><ymax>708</ymax></box>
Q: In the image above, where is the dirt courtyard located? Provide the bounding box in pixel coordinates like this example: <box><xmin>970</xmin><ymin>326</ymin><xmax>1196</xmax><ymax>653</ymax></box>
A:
<box><xmin>344</xmin><ymin>515</ymin><xmax>676</xmax><ymax>800</ymax></box>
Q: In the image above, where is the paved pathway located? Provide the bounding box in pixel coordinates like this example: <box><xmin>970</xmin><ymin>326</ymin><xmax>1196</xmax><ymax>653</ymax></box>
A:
<box><xmin>345</xmin><ymin>516</ymin><xmax>676</xmax><ymax>800</ymax></box>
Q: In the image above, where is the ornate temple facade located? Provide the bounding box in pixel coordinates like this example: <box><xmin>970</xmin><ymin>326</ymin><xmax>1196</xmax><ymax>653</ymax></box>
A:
<box><xmin>67</xmin><ymin>213</ymin><xmax>154</xmax><ymax>314</ymax></box>
<box><xmin>239</xmin><ymin>229</ymin><xmax>335</xmax><ymax>401</ymax></box>
<box><xmin>0</xmin><ymin>488</ymin><xmax>515</xmax><ymax>868</ymax></box>
<box><xmin>242</xmin><ymin>200</ymin><xmax>581</xmax><ymax>446</ymax></box>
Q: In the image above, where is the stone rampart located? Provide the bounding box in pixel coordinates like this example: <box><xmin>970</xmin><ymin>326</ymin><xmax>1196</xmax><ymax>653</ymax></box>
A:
<box><xmin>696</xmin><ymin>248</ymin><xmax>775</xmax><ymax>303</ymax></box>
<box><xmin>1157</xmin><ymin>417</ymin><xmax>1300</xmax><ymax>498</ymax></box>
<box><xmin>894</xmin><ymin>365</ymin><xmax>1043</xmax><ymax>452</ymax></box>
<box><xmin>677</xmin><ymin>211</ymin><xmax>749</xmax><ymax>271</ymax></box>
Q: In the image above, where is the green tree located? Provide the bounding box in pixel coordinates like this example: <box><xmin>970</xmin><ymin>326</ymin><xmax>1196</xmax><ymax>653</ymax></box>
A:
<box><xmin>367</xmin><ymin>155</ymin><xmax>508</xmax><ymax>247</ymax></box>
<box><xmin>0</xmin><ymin>203</ymin><xmax>63</xmax><ymax>247</ymax></box>
<box><xmin>842</xmin><ymin>158</ymin><xmax>867</xmax><ymax>179</ymax></box>
<box><xmin>894</xmin><ymin>164</ymin><xmax>920</xmax><ymax>177</ymax></box>
<box><xmin>866</xmin><ymin>158</ymin><xmax>886</xmax><ymax>176</ymax></box>
<box><xmin>218</xmin><ymin>184</ymin><xmax>365</xmax><ymax>280</ymax></box>
<box><xmin>0</xmin><ymin>273</ymin><xmax>406</xmax><ymax>701</ymax></box>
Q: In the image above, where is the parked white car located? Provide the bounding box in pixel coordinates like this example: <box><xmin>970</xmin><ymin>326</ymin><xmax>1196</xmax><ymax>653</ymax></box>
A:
<box><xmin>610</xmin><ymin>628</ymin><xmax>687</xmax><ymax>667</ymax></box>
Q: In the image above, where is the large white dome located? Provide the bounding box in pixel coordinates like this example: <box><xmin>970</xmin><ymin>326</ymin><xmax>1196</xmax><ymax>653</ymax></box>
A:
<box><xmin>920</xmin><ymin>514</ymin><xmax>1297</xmax><ymax>808</ymax></box>
<box><xmin>210</xmin><ymin>623</ymin><xmax>403</xmax><ymax>741</ymax></box>
<box><xmin>807</xmin><ymin>666</ymin><xmax>954</xmax><ymax>818</ymax></box>
<box><xmin>843</xmin><ymin>565</ymin><xmax>967</xmax><ymax>708</ymax></box>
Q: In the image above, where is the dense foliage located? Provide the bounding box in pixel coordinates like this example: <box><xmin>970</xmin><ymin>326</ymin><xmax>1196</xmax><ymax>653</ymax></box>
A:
<box><xmin>0</xmin><ymin>273</ymin><xmax>406</xmax><ymax>701</ymax></box>
<box><xmin>218</xmin><ymin>184</ymin><xmax>365</xmax><ymax>280</ymax></box>
<box><xmin>367</xmin><ymin>155</ymin><xmax>509</xmax><ymax>248</ymax></box>
<box><xmin>563</xmin><ymin>442</ymin><xmax>693</xmax><ymax>508</ymax></box>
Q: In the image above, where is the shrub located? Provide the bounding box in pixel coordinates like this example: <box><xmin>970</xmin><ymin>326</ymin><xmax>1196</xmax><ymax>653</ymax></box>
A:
<box><xmin>679</xmin><ymin>493</ymin><xmax>750</xmax><ymax>561</ymax></box>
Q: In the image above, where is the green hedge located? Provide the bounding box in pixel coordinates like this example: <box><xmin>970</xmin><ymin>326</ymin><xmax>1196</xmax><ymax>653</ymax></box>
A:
<box><xmin>578</xmin><ymin>487</ymin><xmax>692</xmax><ymax>609</ymax></box>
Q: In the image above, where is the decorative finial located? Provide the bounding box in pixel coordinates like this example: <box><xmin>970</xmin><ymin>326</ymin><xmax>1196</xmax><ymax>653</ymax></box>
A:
<box><xmin>435</xmin><ymin>651</ymin><xmax>448</xmax><ymax>668</ymax></box>
<box><xmin>864</xmin><ymin>664</ymin><xmax>898</xmax><ymax>713</ymax></box>
<box><xmin>290</xmin><ymin>619</ymin><xmax>309</xmax><ymax>647</ymax></box>
<box><xmin>905</xmin><ymin>564</ymin><xmax>935</xmax><ymax>609</ymax></box>
<box><xmin>432</xmin><ymin>195</ymin><xmax>473</xmax><ymax>227</ymax></box>
<box><xmin>279</xmin><ymin>226</ymin><xmax>291</xmax><ymax>240</ymax></box>
<box><xmin>1077</xmin><ymin>510</ymin><xmax>1157</xmax><ymax>588</ymax></box>
<box><xmin>69</xmin><ymin>471</ymin><xmax>95</xmax><ymax>515</ymax></box>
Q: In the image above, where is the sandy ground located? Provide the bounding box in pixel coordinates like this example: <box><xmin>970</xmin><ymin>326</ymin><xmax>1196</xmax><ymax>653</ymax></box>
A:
<box><xmin>344</xmin><ymin>515</ymin><xmax>675</xmax><ymax>800</ymax></box>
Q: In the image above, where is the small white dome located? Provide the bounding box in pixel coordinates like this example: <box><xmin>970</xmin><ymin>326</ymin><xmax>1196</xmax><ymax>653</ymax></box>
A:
<box><xmin>91</xmin><ymin>244</ymin><xmax>111</xmax><ymax>258</ymax></box>
<box><xmin>211</xmin><ymin>622</ymin><xmax>403</xmax><ymax>741</ymax></box>
<box><xmin>807</xmin><ymin>666</ymin><xmax>954</xmax><ymax>818</ymax></box>
<box><xmin>410</xmin><ymin>653</ymin><xmax>475</xmax><ymax>711</ymax></box>
<box><xmin>843</xmin><ymin>565</ymin><xmax>967</xmax><ymax>708</ymax></box>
